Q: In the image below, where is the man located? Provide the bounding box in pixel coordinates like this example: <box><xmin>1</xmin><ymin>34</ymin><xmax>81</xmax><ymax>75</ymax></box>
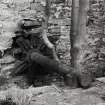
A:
<box><xmin>11</xmin><ymin>18</ymin><xmax>77</xmax><ymax>87</ymax></box>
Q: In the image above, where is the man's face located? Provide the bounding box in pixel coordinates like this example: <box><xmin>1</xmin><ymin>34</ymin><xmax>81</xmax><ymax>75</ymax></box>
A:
<box><xmin>17</xmin><ymin>19</ymin><xmax>42</xmax><ymax>37</ymax></box>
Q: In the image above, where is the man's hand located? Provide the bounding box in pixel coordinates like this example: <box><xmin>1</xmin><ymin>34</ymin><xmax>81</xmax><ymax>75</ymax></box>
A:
<box><xmin>25</xmin><ymin>49</ymin><xmax>40</xmax><ymax>62</ymax></box>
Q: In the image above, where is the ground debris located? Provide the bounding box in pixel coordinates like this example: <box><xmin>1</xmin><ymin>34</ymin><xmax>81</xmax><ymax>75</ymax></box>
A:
<box><xmin>0</xmin><ymin>84</ymin><xmax>105</xmax><ymax>105</ymax></box>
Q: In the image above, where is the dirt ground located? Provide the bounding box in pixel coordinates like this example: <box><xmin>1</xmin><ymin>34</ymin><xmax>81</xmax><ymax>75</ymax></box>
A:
<box><xmin>1</xmin><ymin>80</ymin><xmax>105</xmax><ymax>105</ymax></box>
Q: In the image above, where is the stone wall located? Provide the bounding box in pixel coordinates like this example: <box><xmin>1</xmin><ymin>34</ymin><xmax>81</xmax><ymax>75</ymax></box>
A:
<box><xmin>0</xmin><ymin>0</ymin><xmax>71</xmax><ymax>66</ymax></box>
<box><xmin>2</xmin><ymin>0</ymin><xmax>105</xmax><ymax>78</ymax></box>
<box><xmin>84</xmin><ymin>0</ymin><xmax>105</xmax><ymax>77</ymax></box>
<box><xmin>0</xmin><ymin>0</ymin><xmax>71</xmax><ymax>84</ymax></box>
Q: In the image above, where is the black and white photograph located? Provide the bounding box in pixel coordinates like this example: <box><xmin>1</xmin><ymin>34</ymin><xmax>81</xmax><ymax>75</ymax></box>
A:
<box><xmin>0</xmin><ymin>0</ymin><xmax>105</xmax><ymax>105</ymax></box>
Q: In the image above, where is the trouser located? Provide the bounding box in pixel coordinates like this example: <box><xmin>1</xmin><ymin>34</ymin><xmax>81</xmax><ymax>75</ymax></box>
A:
<box><xmin>12</xmin><ymin>52</ymin><xmax>72</xmax><ymax>85</ymax></box>
<box><xmin>30</xmin><ymin>52</ymin><xmax>70</xmax><ymax>76</ymax></box>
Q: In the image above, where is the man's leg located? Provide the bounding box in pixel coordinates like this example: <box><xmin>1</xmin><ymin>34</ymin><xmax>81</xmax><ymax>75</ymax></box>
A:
<box><xmin>30</xmin><ymin>52</ymin><xmax>70</xmax><ymax>76</ymax></box>
<box><xmin>30</xmin><ymin>52</ymin><xmax>79</xmax><ymax>87</ymax></box>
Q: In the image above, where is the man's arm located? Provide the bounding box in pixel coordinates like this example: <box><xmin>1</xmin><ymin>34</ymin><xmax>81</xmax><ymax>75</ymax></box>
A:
<box><xmin>41</xmin><ymin>28</ymin><xmax>59</xmax><ymax>61</ymax></box>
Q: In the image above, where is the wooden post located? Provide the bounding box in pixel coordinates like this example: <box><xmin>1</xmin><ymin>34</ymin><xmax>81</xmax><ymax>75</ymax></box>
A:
<box><xmin>70</xmin><ymin>0</ymin><xmax>92</xmax><ymax>88</ymax></box>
